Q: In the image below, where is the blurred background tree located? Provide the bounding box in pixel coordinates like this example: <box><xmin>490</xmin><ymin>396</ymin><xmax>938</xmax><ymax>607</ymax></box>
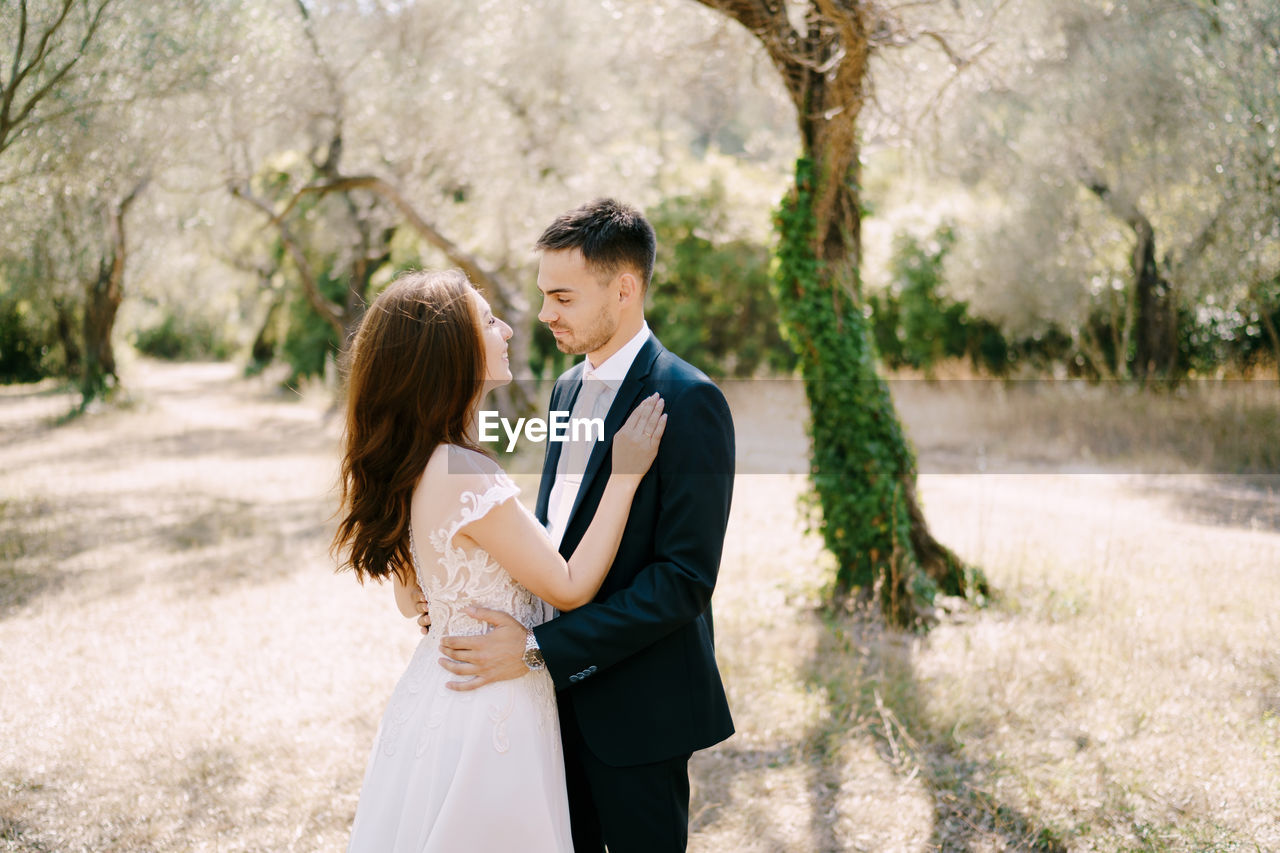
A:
<box><xmin>866</xmin><ymin>224</ymin><xmax>1010</xmax><ymax>377</ymax></box>
<box><xmin>0</xmin><ymin>0</ymin><xmax>216</xmax><ymax>403</ymax></box>
<box><xmin>902</xmin><ymin>0</ymin><xmax>1280</xmax><ymax>382</ymax></box>
<box><xmin>647</xmin><ymin>183</ymin><xmax>795</xmax><ymax>378</ymax></box>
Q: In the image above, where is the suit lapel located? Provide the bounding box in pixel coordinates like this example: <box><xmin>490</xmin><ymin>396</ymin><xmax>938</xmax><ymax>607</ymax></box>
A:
<box><xmin>535</xmin><ymin>363</ymin><xmax>585</xmax><ymax>524</ymax></box>
<box><xmin>564</xmin><ymin>336</ymin><xmax>663</xmax><ymax>533</ymax></box>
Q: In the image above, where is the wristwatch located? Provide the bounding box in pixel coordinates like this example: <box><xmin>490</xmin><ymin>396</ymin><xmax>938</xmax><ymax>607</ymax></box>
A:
<box><xmin>522</xmin><ymin>628</ymin><xmax>545</xmax><ymax>671</ymax></box>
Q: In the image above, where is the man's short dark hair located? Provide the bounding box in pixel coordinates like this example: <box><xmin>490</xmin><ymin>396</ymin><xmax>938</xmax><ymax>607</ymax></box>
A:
<box><xmin>535</xmin><ymin>198</ymin><xmax>656</xmax><ymax>291</ymax></box>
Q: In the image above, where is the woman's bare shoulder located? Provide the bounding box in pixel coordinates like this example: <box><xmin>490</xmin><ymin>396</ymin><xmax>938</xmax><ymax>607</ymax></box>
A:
<box><xmin>417</xmin><ymin>443</ymin><xmax>509</xmax><ymax>496</ymax></box>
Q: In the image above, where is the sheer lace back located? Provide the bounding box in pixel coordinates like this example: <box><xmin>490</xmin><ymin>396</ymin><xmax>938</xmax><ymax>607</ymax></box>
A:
<box><xmin>409</xmin><ymin>444</ymin><xmax>546</xmax><ymax>639</ymax></box>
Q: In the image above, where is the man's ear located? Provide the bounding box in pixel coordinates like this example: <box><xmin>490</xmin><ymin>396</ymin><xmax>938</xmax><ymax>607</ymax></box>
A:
<box><xmin>617</xmin><ymin>271</ymin><xmax>639</xmax><ymax>305</ymax></box>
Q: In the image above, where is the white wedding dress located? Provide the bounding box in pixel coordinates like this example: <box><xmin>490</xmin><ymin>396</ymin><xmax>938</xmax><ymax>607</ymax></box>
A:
<box><xmin>347</xmin><ymin>445</ymin><xmax>572</xmax><ymax>852</ymax></box>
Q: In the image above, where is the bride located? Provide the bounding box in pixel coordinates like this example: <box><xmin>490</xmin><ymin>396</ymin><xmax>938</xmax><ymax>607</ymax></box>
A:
<box><xmin>331</xmin><ymin>268</ymin><xmax>665</xmax><ymax>852</ymax></box>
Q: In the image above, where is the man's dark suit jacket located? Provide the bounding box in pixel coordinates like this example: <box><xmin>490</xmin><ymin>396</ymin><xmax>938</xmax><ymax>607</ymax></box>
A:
<box><xmin>531</xmin><ymin>334</ymin><xmax>735</xmax><ymax>767</ymax></box>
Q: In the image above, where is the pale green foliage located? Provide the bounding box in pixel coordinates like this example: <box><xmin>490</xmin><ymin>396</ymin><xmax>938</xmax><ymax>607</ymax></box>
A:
<box><xmin>872</xmin><ymin>0</ymin><xmax>1279</xmax><ymax>375</ymax></box>
<box><xmin>1</xmin><ymin>0</ymin><xmax>796</xmax><ymax>385</ymax></box>
<box><xmin>205</xmin><ymin>0</ymin><xmax>792</xmax><ymax>277</ymax></box>
<box><xmin>0</xmin><ymin>0</ymin><xmax>221</xmax><ymax>392</ymax></box>
<box><xmin>7</xmin><ymin>0</ymin><xmax>1275</xmax><ymax>387</ymax></box>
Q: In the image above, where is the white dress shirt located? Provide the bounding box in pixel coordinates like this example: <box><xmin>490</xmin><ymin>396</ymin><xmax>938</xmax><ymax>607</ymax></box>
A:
<box><xmin>546</xmin><ymin>322</ymin><xmax>651</xmax><ymax>550</ymax></box>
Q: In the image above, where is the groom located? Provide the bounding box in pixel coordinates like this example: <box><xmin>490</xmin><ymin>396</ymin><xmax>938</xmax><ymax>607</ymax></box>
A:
<box><xmin>432</xmin><ymin>198</ymin><xmax>735</xmax><ymax>852</ymax></box>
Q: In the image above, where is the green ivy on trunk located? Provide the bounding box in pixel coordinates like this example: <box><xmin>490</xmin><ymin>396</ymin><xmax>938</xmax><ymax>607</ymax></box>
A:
<box><xmin>773</xmin><ymin>159</ymin><xmax>982</xmax><ymax>623</ymax></box>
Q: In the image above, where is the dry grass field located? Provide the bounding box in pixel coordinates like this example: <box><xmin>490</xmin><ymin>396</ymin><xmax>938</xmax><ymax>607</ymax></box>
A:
<box><xmin>2</xmin><ymin>360</ymin><xmax>1277</xmax><ymax>852</ymax></box>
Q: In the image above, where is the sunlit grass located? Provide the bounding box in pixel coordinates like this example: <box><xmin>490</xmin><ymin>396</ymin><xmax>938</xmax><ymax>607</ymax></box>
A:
<box><xmin>1</xmin><ymin>360</ymin><xmax>1277</xmax><ymax>851</ymax></box>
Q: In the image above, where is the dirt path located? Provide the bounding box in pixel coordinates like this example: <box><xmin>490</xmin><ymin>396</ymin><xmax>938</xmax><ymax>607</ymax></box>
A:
<box><xmin>2</xmin><ymin>361</ymin><xmax>1277</xmax><ymax>851</ymax></box>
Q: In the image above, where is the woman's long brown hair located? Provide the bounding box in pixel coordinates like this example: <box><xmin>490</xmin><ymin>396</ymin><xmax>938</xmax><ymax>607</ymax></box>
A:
<box><xmin>332</xmin><ymin>269</ymin><xmax>487</xmax><ymax>584</ymax></box>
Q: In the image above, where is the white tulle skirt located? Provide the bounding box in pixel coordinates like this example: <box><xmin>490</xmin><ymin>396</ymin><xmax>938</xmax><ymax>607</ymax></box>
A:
<box><xmin>347</xmin><ymin>638</ymin><xmax>572</xmax><ymax>853</ymax></box>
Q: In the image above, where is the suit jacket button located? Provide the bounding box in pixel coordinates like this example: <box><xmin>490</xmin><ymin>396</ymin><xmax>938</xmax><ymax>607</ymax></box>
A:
<box><xmin>569</xmin><ymin>674</ymin><xmax>580</xmax><ymax>683</ymax></box>
<box><xmin>588</xmin><ymin>666</ymin><xmax>597</xmax><ymax>673</ymax></box>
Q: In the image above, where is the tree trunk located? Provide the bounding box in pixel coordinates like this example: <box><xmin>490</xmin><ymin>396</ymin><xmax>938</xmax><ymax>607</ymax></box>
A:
<box><xmin>1084</xmin><ymin>177</ymin><xmax>1178</xmax><ymax>382</ymax></box>
<box><xmin>52</xmin><ymin>297</ymin><xmax>80</xmax><ymax>378</ymax></box>
<box><xmin>1129</xmin><ymin>220</ymin><xmax>1176</xmax><ymax>381</ymax></box>
<box><xmin>81</xmin><ymin>257</ymin><xmax>121</xmax><ymax>399</ymax></box>
<box><xmin>229</xmin><ymin>182</ymin><xmax>345</xmax><ymax>342</ymax></box>
<box><xmin>79</xmin><ymin>182</ymin><xmax>145</xmax><ymax>405</ymax></box>
<box><xmin>697</xmin><ymin>1</ymin><xmax>985</xmax><ymax>623</ymax></box>
<box><xmin>249</xmin><ymin>293</ymin><xmax>282</xmax><ymax>370</ymax></box>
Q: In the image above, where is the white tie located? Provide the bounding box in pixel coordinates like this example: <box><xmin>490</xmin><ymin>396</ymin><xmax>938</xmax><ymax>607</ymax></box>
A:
<box><xmin>561</xmin><ymin>367</ymin><xmax>609</xmax><ymax>476</ymax></box>
<box><xmin>547</xmin><ymin>366</ymin><xmax>612</xmax><ymax>553</ymax></box>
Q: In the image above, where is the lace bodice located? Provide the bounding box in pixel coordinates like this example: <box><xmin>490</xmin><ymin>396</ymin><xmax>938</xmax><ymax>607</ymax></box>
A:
<box><xmin>369</xmin><ymin>446</ymin><xmax>557</xmax><ymax>765</ymax></box>
<box><xmin>409</xmin><ymin>445</ymin><xmax>549</xmax><ymax>639</ymax></box>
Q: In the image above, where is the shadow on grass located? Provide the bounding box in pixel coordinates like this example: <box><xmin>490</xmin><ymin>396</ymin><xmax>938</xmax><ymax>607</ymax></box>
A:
<box><xmin>0</xmin><ymin>361</ymin><xmax>333</xmax><ymax>479</ymax></box>
<box><xmin>689</xmin><ymin>744</ymin><xmax>815</xmax><ymax>851</ymax></box>
<box><xmin>0</xmin><ymin>498</ymin><xmax>75</xmax><ymax>618</ymax></box>
<box><xmin>178</xmin><ymin>746</ymin><xmax>244</xmax><ymax>834</ymax></box>
<box><xmin>0</xmin><ymin>414</ymin><xmax>333</xmax><ymax>482</ymax></box>
<box><xmin>0</xmin><ymin>565</ymin><xmax>71</xmax><ymax>619</ymax></box>
<box><xmin>800</xmin><ymin>606</ymin><xmax>1068</xmax><ymax>852</ymax></box>
<box><xmin>0</xmin><ymin>739</ymin><xmax>307</xmax><ymax>852</ymax></box>
<box><xmin>687</xmin><ymin>602</ymin><xmax>1067</xmax><ymax>851</ymax></box>
<box><xmin>0</xmin><ymin>384</ymin><xmax>81</xmax><ymax>447</ymax></box>
<box><xmin>0</xmin><ymin>489</ymin><xmax>329</xmax><ymax>618</ymax></box>
<box><xmin>1127</xmin><ymin>474</ymin><xmax>1280</xmax><ymax>535</ymax></box>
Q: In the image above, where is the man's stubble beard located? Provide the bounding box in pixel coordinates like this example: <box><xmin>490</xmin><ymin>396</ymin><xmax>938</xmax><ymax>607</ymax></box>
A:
<box><xmin>555</xmin><ymin>303</ymin><xmax>618</xmax><ymax>356</ymax></box>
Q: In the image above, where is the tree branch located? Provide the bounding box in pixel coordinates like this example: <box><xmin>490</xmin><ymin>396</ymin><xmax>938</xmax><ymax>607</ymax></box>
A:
<box><xmin>273</xmin><ymin>174</ymin><xmax>521</xmax><ymax>309</ymax></box>
<box><xmin>6</xmin><ymin>0</ymin><xmax>75</xmax><ymax>98</ymax></box>
<box><xmin>228</xmin><ymin>180</ymin><xmax>344</xmax><ymax>338</ymax></box>
<box><xmin>7</xmin><ymin>0</ymin><xmax>30</xmax><ymax>97</ymax></box>
<box><xmin>693</xmin><ymin>0</ymin><xmax>809</xmax><ymax>104</ymax></box>
<box><xmin>0</xmin><ymin>0</ymin><xmax>113</xmax><ymax>155</ymax></box>
<box><xmin>104</xmin><ymin>177</ymin><xmax>148</xmax><ymax>302</ymax></box>
<box><xmin>812</xmin><ymin>0</ymin><xmax>866</xmax><ymax>58</ymax></box>
<box><xmin>292</xmin><ymin>0</ymin><xmax>344</xmax><ymax>162</ymax></box>
<box><xmin>1165</xmin><ymin>203</ymin><xmax>1224</xmax><ymax>278</ymax></box>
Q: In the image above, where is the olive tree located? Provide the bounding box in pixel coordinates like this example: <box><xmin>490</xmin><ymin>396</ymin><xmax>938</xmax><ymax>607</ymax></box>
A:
<box><xmin>692</xmin><ymin>0</ymin><xmax>996</xmax><ymax>623</ymax></box>
<box><xmin>935</xmin><ymin>0</ymin><xmax>1280</xmax><ymax>380</ymax></box>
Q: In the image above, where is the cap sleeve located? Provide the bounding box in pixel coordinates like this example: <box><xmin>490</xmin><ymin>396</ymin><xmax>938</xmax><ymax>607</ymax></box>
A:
<box><xmin>435</xmin><ymin>446</ymin><xmax>521</xmax><ymax>552</ymax></box>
